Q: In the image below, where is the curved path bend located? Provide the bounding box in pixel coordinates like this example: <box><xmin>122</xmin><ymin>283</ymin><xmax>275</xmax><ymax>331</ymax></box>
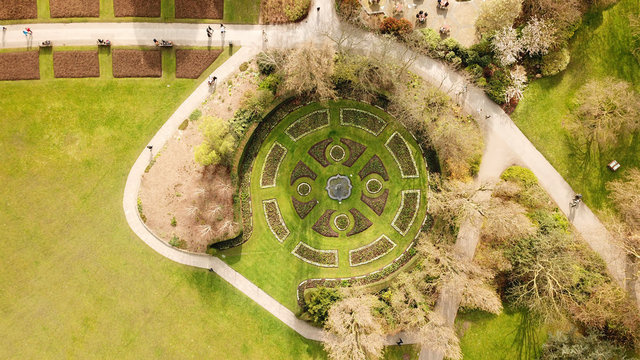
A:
<box><xmin>5</xmin><ymin>0</ymin><xmax>635</xmax><ymax>354</ymax></box>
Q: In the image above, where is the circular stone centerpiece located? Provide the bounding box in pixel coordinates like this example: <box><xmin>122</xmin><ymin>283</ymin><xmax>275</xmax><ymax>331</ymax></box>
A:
<box><xmin>325</xmin><ymin>174</ymin><xmax>352</xmax><ymax>201</ymax></box>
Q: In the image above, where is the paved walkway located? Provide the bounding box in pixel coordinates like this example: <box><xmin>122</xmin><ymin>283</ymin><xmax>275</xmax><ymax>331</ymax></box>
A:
<box><xmin>5</xmin><ymin>0</ymin><xmax>636</xmax><ymax>354</ymax></box>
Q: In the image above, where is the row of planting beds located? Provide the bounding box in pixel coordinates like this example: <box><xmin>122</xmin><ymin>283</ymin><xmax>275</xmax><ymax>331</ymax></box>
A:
<box><xmin>385</xmin><ymin>132</ymin><xmax>419</xmax><ymax>178</ymax></box>
<box><xmin>260</xmin><ymin>141</ymin><xmax>287</xmax><ymax>188</ymax></box>
<box><xmin>0</xmin><ymin>0</ymin><xmax>36</xmax><ymax>20</ymax></box>
<box><xmin>340</xmin><ymin>138</ymin><xmax>366</xmax><ymax>167</ymax></box>
<box><xmin>53</xmin><ymin>51</ymin><xmax>99</xmax><ymax>78</ymax></box>
<box><xmin>346</xmin><ymin>208</ymin><xmax>372</xmax><ymax>236</ymax></box>
<box><xmin>340</xmin><ymin>108</ymin><xmax>387</xmax><ymax>136</ymax></box>
<box><xmin>358</xmin><ymin>155</ymin><xmax>389</xmax><ymax>181</ymax></box>
<box><xmin>312</xmin><ymin>209</ymin><xmax>338</xmax><ymax>237</ymax></box>
<box><xmin>114</xmin><ymin>0</ymin><xmax>160</xmax><ymax>17</ymax></box>
<box><xmin>0</xmin><ymin>51</ymin><xmax>39</xmax><ymax>80</ymax></box>
<box><xmin>49</xmin><ymin>0</ymin><xmax>99</xmax><ymax>18</ymax></box>
<box><xmin>349</xmin><ymin>235</ymin><xmax>396</xmax><ymax>266</ymax></box>
<box><xmin>307</xmin><ymin>138</ymin><xmax>332</xmax><ymax>167</ymax></box>
<box><xmin>113</xmin><ymin>49</ymin><xmax>162</xmax><ymax>78</ymax></box>
<box><xmin>262</xmin><ymin>199</ymin><xmax>290</xmax><ymax>242</ymax></box>
<box><xmin>291</xmin><ymin>242</ymin><xmax>338</xmax><ymax>267</ymax></box>
<box><xmin>285</xmin><ymin>109</ymin><xmax>329</xmax><ymax>141</ymax></box>
<box><xmin>360</xmin><ymin>189</ymin><xmax>389</xmax><ymax>216</ymax></box>
<box><xmin>289</xmin><ymin>160</ymin><xmax>317</xmax><ymax>185</ymax></box>
<box><xmin>391</xmin><ymin>190</ymin><xmax>420</xmax><ymax>236</ymax></box>
<box><xmin>291</xmin><ymin>197</ymin><xmax>317</xmax><ymax>219</ymax></box>
<box><xmin>175</xmin><ymin>49</ymin><xmax>222</xmax><ymax>78</ymax></box>
<box><xmin>175</xmin><ymin>0</ymin><xmax>223</xmax><ymax>19</ymax></box>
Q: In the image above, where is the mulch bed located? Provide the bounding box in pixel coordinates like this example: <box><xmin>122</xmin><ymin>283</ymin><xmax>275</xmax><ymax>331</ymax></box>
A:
<box><xmin>114</xmin><ymin>0</ymin><xmax>160</xmax><ymax>17</ymax></box>
<box><xmin>0</xmin><ymin>51</ymin><xmax>39</xmax><ymax>80</ymax></box>
<box><xmin>53</xmin><ymin>51</ymin><xmax>99</xmax><ymax>78</ymax></box>
<box><xmin>175</xmin><ymin>0</ymin><xmax>223</xmax><ymax>19</ymax></box>
<box><xmin>0</xmin><ymin>0</ymin><xmax>36</xmax><ymax>20</ymax></box>
<box><xmin>112</xmin><ymin>49</ymin><xmax>162</xmax><ymax>78</ymax></box>
<box><xmin>49</xmin><ymin>0</ymin><xmax>99</xmax><ymax>18</ymax></box>
<box><xmin>175</xmin><ymin>49</ymin><xmax>223</xmax><ymax>78</ymax></box>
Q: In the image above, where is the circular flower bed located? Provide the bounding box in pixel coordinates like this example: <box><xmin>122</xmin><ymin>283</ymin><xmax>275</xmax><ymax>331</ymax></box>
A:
<box><xmin>334</xmin><ymin>213</ymin><xmax>350</xmax><ymax>231</ymax></box>
<box><xmin>297</xmin><ymin>182</ymin><xmax>311</xmax><ymax>196</ymax></box>
<box><xmin>366</xmin><ymin>178</ymin><xmax>382</xmax><ymax>194</ymax></box>
<box><xmin>329</xmin><ymin>145</ymin><xmax>346</xmax><ymax>162</ymax></box>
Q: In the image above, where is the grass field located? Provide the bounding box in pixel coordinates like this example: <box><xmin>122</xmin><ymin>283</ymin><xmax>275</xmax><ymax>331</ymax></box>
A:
<box><xmin>6</xmin><ymin>0</ymin><xmax>261</xmax><ymax>23</ymax></box>
<box><xmin>511</xmin><ymin>0</ymin><xmax>640</xmax><ymax>210</ymax></box>
<box><xmin>457</xmin><ymin>308</ymin><xmax>548</xmax><ymax>360</ymax></box>
<box><xmin>220</xmin><ymin>100</ymin><xmax>429</xmax><ymax>311</ymax></box>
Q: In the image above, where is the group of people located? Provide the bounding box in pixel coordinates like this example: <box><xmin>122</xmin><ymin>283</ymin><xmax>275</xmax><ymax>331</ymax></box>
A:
<box><xmin>22</xmin><ymin>27</ymin><xmax>32</xmax><ymax>36</ymax></box>
<box><xmin>153</xmin><ymin>39</ymin><xmax>173</xmax><ymax>46</ymax></box>
<box><xmin>437</xmin><ymin>0</ymin><xmax>450</xmax><ymax>8</ymax></box>
<box><xmin>97</xmin><ymin>39</ymin><xmax>111</xmax><ymax>45</ymax></box>
<box><xmin>415</xmin><ymin>10</ymin><xmax>427</xmax><ymax>23</ymax></box>
<box><xmin>206</xmin><ymin>24</ymin><xmax>225</xmax><ymax>38</ymax></box>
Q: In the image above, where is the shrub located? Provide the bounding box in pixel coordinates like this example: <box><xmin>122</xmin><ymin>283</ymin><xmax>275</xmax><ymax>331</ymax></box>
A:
<box><xmin>169</xmin><ymin>235</ymin><xmax>184</xmax><ymax>248</ymax></box>
<box><xmin>420</xmin><ymin>28</ymin><xmax>441</xmax><ymax>52</ymax></box>
<box><xmin>486</xmin><ymin>69</ymin><xmax>511</xmax><ymax>104</ymax></box>
<box><xmin>257</xmin><ymin>52</ymin><xmax>277</xmax><ymax>74</ymax></box>
<box><xmin>501</xmin><ymin>166</ymin><xmax>538</xmax><ymax>187</ymax></box>
<box><xmin>239</xmin><ymin>62</ymin><xmax>249</xmax><ymax>72</ymax></box>
<box><xmin>541</xmin><ymin>47</ymin><xmax>570</xmax><ymax>76</ymax></box>
<box><xmin>542</xmin><ymin>332</ymin><xmax>630</xmax><ymax>360</ymax></box>
<box><xmin>380</xmin><ymin>17</ymin><xmax>413</xmax><ymax>36</ymax></box>
<box><xmin>336</xmin><ymin>0</ymin><xmax>360</xmax><ymax>22</ymax></box>
<box><xmin>259</xmin><ymin>73</ymin><xmax>281</xmax><ymax>94</ymax></box>
<box><xmin>475</xmin><ymin>0</ymin><xmax>523</xmax><ymax>36</ymax></box>
<box><xmin>178</xmin><ymin>119</ymin><xmax>189</xmax><ymax>130</ymax></box>
<box><xmin>170</xmin><ymin>216</ymin><xmax>177</xmax><ymax>227</ymax></box>
<box><xmin>284</xmin><ymin>0</ymin><xmax>311</xmax><ymax>22</ymax></box>
<box><xmin>305</xmin><ymin>287</ymin><xmax>341</xmax><ymax>325</ymax></box>
<box><xmin>189</xmin><ymin>109</ymin><xmax>202</xmax><ymax>121</ymax></box>
<box><xmin>194</xmin><ymin>116</ymin><xmax>236</xmax><ymax>166</ymax></box>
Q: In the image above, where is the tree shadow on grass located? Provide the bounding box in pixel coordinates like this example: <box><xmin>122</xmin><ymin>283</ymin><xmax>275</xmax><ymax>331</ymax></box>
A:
<box><xmin>511</xmin><ymin>309</ymin><xmax>543</xmax><ymax>360</ymax></box>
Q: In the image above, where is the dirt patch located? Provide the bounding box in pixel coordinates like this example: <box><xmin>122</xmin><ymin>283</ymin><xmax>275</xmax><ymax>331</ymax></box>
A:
<box><xmin>201</xmin><ymin>61</ymin><xmax>260</xmax><ymax>121</ymax></box>
<box><xmin>176</xmin><ymin>49</ymin><xmax>222</xmax><ymax>79</ymax></box>
<box><xmin>49</xmin><ymin>0</ymin><xmax>99</xmax><ymax>17</ymax></box>
<box><xmin>175</xmin><ymin>0</ymin><xmax>223</xmax><ymax>19</ymax></box>
<box><xmin>112</xmin><ymin>49</ymin><xmax>162</xmax><ymax>78</ymax></box>
<box><xmin>0</xmin><ymin>51</ymin><xmax>39</xmax><ymax>80</ymax></box>
<box><xmin>114</xmin><ymin>0</ymin><xmax>160</xmax><ymax>17</ymax></box>
<box><xmin>0</xmin><ymin>0</ymin><xmax>36</xmax><ymax>20</ymax></box>
<box><xmin>53</xmin><ymin>51</ymin><xmax>99</xmax><ymax>78</ymax></box>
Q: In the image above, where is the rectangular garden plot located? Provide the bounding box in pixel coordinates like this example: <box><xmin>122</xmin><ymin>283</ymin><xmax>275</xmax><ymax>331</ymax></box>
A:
<box><xmin>340</xmin><ymin>108</ymin><xmax>387</xmax><ymax>136</ymax></box>
<box><xmin>260</xmin><ymin>141</ymin><xmax>287</xmax><ymax>188</ymax></box>
<box><xmin>53</xmin><ymin>51</ymin><xmax>99</xmax><ymax>78</ymax></box>
<box><xmin>112</xmin><ymin>49</ymin><xmax>162</xmax><ymax>78</ymax></box>
<box><xmin>263</xmin><ymin>199</ymin><xmax>290</xmax><ymax>242</ymax></box>
<box><xmin>49</xmin><ymin>0</ymin><xmax>99</xmax><ymax>17</ymax></box>
<box><xmin>292</xmin><ymin>242</ymin><xmax>338</xmax><ymax>267</ymax></box>
<box><xmin>349</xmin><ymin>235</ymin><xmax>396</xmax><ymax>266</ymax></box>
<box><xmin>114</xmin><ymin>0</ymin><xmax>160</xmax><ymax>17</ymax></box>
<box><xmin>285</xmin><ymin>109</ymin><xmax>330</xmax><ymax>141</ymax></box>
<box><xmin>175</xmin><ymin>0</ymin><xmax>223</xmax><ymax>19</ymax></box>
<box><xmin>391</xmin><ymin>190</ymin><xmax>420</xmax><ymax>236</ymax></box>
<box><xmin>0</xmin><ymin>0</ymin><xmax>36</xmax><ymax>20</ymax></box>
<box><xmin>385</xmin><ymin>132</ymin><xmax>419</xmax><ymax>178</ymax></box>
<box><xmin>176</xmin><ymin>49</ymin><xmax>222</xmax><ymax>79</ymax></box>
<box><xmin>0</xmin><ymin>51</ymin><xmax>39</xmax><ymax>80</ymax></box>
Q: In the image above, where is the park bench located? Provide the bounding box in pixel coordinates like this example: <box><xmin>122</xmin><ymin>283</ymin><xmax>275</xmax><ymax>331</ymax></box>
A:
<box><xmin>608</xmin><ymin>160</ymin><xmax>621</xmax><ymax>171</ymax></box>
<box><xmin>39</xmin><ymin>40</ymin><xmax>52</xmax><ymax>48</ymax></box>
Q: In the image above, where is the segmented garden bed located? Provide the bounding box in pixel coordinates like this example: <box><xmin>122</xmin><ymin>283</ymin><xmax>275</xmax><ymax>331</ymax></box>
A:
<box><xmin>176</xmin><ymin>49</ymin><xmax>223</xmax><ymax>79</ymax></box>
<box><xmin>114</xmin><ymin>0</ymin><xmax>160</xmax><ymax>17</ymax></box>
<box><xmin>175</xmin><ymin>0</ymin><xmax>223</xmax><ymax>19</ymax></box>
<box><xmin>0</xmin><ymin>0</ymin><xmax>36</xmax><ymax>20</ymax></box>
<box><xmin>49</xmin><ymin>0</ymin><xmax>99</xmax><ymax>17</ymax></box>
<box><xmin>0</xmin><ymin>51</ymin><xmax>39</xmax><ymax>80</ymax></box>
<box><xmin>358</xmin><ymin>155</ymin><xmax>389</xmax><ymax>181</ymax></box>
<box><xmin>53</xmin><ymin>51</ymin><xmax>99</xmax><ymax>78</ymax></box>
<box><xmin>112</xmin><ymin>49</ymin><xmax>162</xmax><ymax>78</ymax></box>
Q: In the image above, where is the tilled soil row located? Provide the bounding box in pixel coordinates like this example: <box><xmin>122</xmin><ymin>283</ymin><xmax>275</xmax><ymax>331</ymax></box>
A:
<box><xmin>112</xmin><ymin>49</ymin><xmax>162</xmax><ymax>78</ymax></box>
<box><xmin>0</xmin><ymin>51</ymin><xmax>39</xmax><ymax>80</ymax></box>
<box><xmin>176</xmin><ymin>49</ymin><xmax>222</xmax><ymax>78</ymax></box>
<box><xmin>175</xmin><ymin>0</ymin><xmax>223</xmax><ymax>19</ymax></box>
<box><xmin>53</xmin><ymin>51</ymin><xmax>100</xmax><ymax>78</ymax></box>
<box><xmin>114</xmin><ymin>0</ymin><xmax>160</xmax><ymax>17</ymax></box>
<box><xmin>0</xmin><ymin>0</ymin><xmax>36</xmax><ymax>20</ymax></box>
<box><xmin>49</xmin><ymin>0</ymin><xmax>99</xmax><ymax>18</ymax></box>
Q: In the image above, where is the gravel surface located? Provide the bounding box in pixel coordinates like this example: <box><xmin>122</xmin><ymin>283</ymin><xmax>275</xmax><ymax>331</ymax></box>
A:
<box><xmin>112</xmin><ymin>49</ymin><xmax>162</xmax><ymax>78</ymax></box>
<box><xmin>176</xmin><ymin>49</ymin><xmax>222</xmax><ymax>78</ymax></box>
<box><xmin>0</xmin><ymin>51</ymin><xmax>39</xmax><ymax>80</ymax></box>
<box><xmin>53</xmin><ymin>50</ymin><xmax>100</xmax><ymax>78</ymax></box>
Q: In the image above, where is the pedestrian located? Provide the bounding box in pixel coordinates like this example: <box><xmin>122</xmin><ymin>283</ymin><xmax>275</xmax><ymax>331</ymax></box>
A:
<box><xmin>206</xmin><ymin>25</ymin><xmax>213</xmax><ymax>38</ymax></box>
<box><xmin>262</xmin><ymin>29</ymin><xmax>267</xmax><ymax>42</ymax></box>
<box><xmin>22</xmin><ymin>30</ymin><xmax>28</xmax><ymax>37</ymax></box>
<box><xmin>26</xmin><ymin>27</ymin><xmax>32</xmax><ymax>35</ymax></box>
<box><xmin>317</xmin><ymin>6</ymin><xmax>320</xmax><ymax>11</ymax></box>
<box><xmin>570</xmin><ymin>193</ymin><xmax>582</xmax><ymax>207</ymax></box>
<box><xmin>153</xmin><ymin>38</ymin><xmax>159</xmax><ymax>45</ymax></box>
<box><xmin>220</xmin><ymin>23</ymin><xmax>225</xmax><ymax>34</ymax></box>
<box><xmin>2</xmin><ymin>26</ymin><xmax>7</xmax><ymax>31</ymax></box>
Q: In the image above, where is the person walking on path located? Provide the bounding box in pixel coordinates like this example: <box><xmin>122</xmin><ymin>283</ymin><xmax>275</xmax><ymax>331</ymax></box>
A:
<box><xmin>220</xmin><ymin>24</ymin><xmax>225</xmax><ymax>34</ymax></box>
<box><xmin>206</xmin><ymin>25</ymin><xmax>213</xmax><ymax>38</ymax></box>
<box><xmin>26</xmin><ymin>27</ymin><xmax>32</xmax><ymax>35</ymax></box>
<box><xmin>570</xmin><ymin>193</ymin><xmax>583</xmax><ymax>207</ymax></box>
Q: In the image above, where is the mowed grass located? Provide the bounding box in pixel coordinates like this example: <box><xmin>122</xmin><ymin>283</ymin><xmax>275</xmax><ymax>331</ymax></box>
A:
<box><xmin>511</xmin><ymin>0</ymin><xmax>640</xmax><ymax>210</ymax></box>
<box><xmin>221</xmin><ymin>100</ymin><xmax>429</xmax><ymax>311</ymax></box>
<box><xmin>457</xmin><ymin>308</ymin><xmax>548</xmax><ymax>360</ymax></box>
<box><xmin>0</xmin><ymin>63</ymin><xmax>330</xmax><ymax>358</ymax></box>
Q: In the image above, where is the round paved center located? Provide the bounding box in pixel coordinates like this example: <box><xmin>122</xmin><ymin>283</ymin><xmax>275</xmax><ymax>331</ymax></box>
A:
<box><xmin>325</xmin><ymin>174</ymin><xmax>352</xmax><ymax>201</ymax></box>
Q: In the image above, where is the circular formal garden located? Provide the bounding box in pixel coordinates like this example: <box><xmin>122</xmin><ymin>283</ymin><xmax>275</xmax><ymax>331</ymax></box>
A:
<box><xmin>237</xmin><ymin>99</ymin><xmax>429</xmax><ymax>306</ymax></box>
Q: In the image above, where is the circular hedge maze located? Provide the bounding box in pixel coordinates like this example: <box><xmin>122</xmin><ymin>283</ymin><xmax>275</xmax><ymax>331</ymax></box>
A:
<box><xmin>249</xmin><ymin>99</ymin><xmax>428</xmax><ymax>298</ymax></box>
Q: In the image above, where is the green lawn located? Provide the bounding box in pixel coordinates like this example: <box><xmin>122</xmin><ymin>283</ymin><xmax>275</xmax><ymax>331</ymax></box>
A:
<box><xmin>220</xmin><ymin>100</ymin><xmax>429</xmax><ymax>311</ymax></box>
<box><xmin>457</xmin><ymin>308</ymin><xmax>548</xmax><ymax>360</ymax></box>
<box><xmin>511</xmin><ymin>0</ymin><xmax>640</xmax><ymax>210</ymax></box>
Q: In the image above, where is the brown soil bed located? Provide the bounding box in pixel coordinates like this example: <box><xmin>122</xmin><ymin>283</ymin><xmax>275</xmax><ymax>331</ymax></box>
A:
<box><xmin>49</xmin><ymin>0</ymin><xmax>99</xmax><ymax>17</ymax></box>
<box><xmin>114</xmin><ymin>0</ymin><xmax>160</xmax><ymax>17</ymax></box>
<box><xmin>0</xmin><ymin>0</ymin><xmax>36</xmax><ymax>20</ymax></box>
<box><xmin>176</xmin><ymin>49</ymin><xmax>223</xmax><ymax>79</ymax></box>
<box><xmin>53</xmin><ymin>51</ymin><xmax>99</xmax><ymax>78</ymax></box>
<box><xmin>112</xmin><ymin>49</ymin><xmax>162</xmax><ymax>78</ymax></box>
<box><xmin>0</xmin><ymin>51</ymin><xmax>39</xmax><ymax>80</ymax></box>
<box><xmin>175</xmin><ymin>0</ymin><xmax>223</xmax><ymax>19</ymax></box>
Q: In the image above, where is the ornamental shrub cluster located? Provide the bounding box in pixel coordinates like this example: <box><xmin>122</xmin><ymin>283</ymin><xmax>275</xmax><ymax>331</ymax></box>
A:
<box><xmin>380</xmin><ymin>17</ymin><xmax>413</xmax><ymax>36</ymax></box>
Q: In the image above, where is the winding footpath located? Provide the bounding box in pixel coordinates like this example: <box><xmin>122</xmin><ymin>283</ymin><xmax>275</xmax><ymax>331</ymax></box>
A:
<box><xmin>4</xmin><ymin>0</ymin><xmax>637</xmax><ymax>356</ymax></box>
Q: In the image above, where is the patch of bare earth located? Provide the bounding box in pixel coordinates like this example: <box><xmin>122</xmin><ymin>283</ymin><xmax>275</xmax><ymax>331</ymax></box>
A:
<box><xmin>114</xmin><ymin>0</ymin><xmax>160</xmax><ymax>17</ymax></box>
<box><xmin>139</xmin><ymin>63</ymin><xmax>259</xmax><ymax>252</ymax></box>
<box><xmin>175</xmin><ymin>0</ymin><xmax>223</xmax><ymax>19</ymax></box>
<box><xmin>0</xmin><ymin>51</ymin><xmax>39</xmax><ymax>80</ymax></box>
<box><xmin>49</xmin><ymin>0</ymin><xmax>99</xmax><ymax>17</ymax></box>
<box><xmin>176</xmin><ymin>49</ymin><xmax>222</xmax><ymax>79</ymax></box>
<box><xmin>0</xmin><ymin>0</ymin><xmax>36</xmax><ymax>20</ymax></box>
<box><xmin>112</xmin><ymin>49</ymin><xmax>162</xmax><ymax>78</ymax></box>
<box><xmin>53</xmin><ymin>51</ymin><xmax>99</xmax><ymax>78</ymax></box>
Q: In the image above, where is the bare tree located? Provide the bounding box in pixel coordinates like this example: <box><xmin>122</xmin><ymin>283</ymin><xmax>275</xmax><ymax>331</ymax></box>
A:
<box><xmin>419</xmin><ymin>313</ymin><xmax>462</xmax><ymax>360</ymax></box>
<box><xmin>475</xmin><ymin>0</ymin><xmax>523</xmax><ymax>36</ymax></box>
<box><xmin>482</xmin><ymin>197</ymin><xmax>536</xmax><ymax>244</ymax></box>
<box><xmin>607</xmin><ymin>168</ymin><xmax>640</xmax><ymax>231</ymax></box>
<box><xmin>520</xmin><ymin>17</ymin><xmax>555</xmax><ymax>56</ymax></box>
<box><xmin>282</xmin><ymin>43</ymin><xmax>336</xmax><ymax>100</ymax></box>
<box><xmin>198</xmin><ymin>224</ymin><xmax>213</xmax><ymax>238</ymax></box>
